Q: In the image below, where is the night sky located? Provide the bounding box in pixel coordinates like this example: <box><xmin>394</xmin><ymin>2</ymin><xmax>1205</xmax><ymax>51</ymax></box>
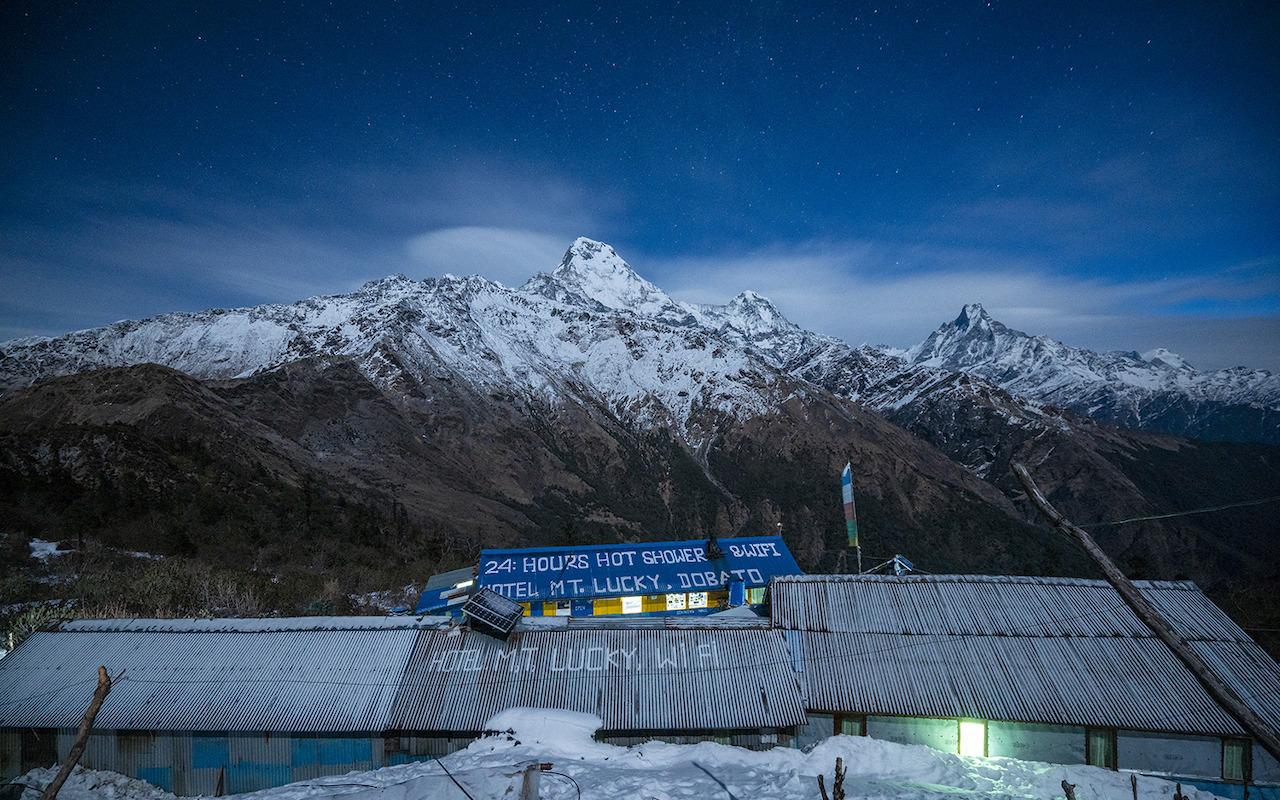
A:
<box><xmin>3</xmin><ymin>2</ymin><xmax>1278</xmax><ymax>370</ymax></box>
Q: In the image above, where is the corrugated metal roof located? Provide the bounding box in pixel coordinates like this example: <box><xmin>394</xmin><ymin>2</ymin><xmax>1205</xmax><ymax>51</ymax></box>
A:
<box><xmin>770</xmin><ymin>574</ymin><xmax>1280</xmax><ymax>736</ymax></box>
<box><xmin>52</xmin><ymin>616</ymin><xmax>454</xmax><ymax>633</ymax></box>
<box><xmin>388</xmin><ymin>626</ymin><xmax>807</xmax><ymax>733</ymax></box>
<box><xmin>771</xmin><ymin>574</ymin><xmax>1164</xmax><ymax>636</ymax></box>
<box><xmin>0</xmin><ymin>618</ymin><xmax>431</xmax><ymax>732</ymax></box>
<box><xmin>792</xmin><ymin>630</ymin><xmax>1243</xmax><ymax>734</ymax></box>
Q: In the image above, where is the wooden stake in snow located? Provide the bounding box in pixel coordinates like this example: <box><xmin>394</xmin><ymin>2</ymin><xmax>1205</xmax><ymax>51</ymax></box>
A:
<box><xmin>40</xmin><ymin>666</ymin><xmax>111</xmax><ymax>800</ymax></box>
<box><xmin>1013</xmin><ymin>462</ymin><xmax>1280</xmax><ymax>763</ymax></box>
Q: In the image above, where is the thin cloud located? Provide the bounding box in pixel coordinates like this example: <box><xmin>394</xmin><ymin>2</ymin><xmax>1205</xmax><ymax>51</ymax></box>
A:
<box><xmin>640</xmin><ymin>241</ymin><xmax>1280</xmax><ymax>372</ymax></box>
<box><xmin>407</xmin><ymin>227</ymin><xmax>573</xmax><ymax>287</ymax></box>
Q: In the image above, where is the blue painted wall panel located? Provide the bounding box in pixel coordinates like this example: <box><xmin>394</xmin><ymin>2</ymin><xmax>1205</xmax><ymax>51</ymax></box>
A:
<box><xmin>135</xmin><ymin>766</ymin><xmax>171</xmax><ymax>792</ymax></box>
<box><xmin>290</xmin><ymin>736</ymin><xmax>318</xmax><ymax>767</ymax></box>
<box><xmin>229</xmin><ymin>762</ymin><xmax>291</xmax><ymax>793</ymax></box>
<box><xmin>317</xmin><ymin>737</ymin><xmax>352</xmax><ymax>765</ymax></box>
<box><xmin>191</xmin><ymin>736</ymin><xmax>228</xmax><ymax>769</ymax></box>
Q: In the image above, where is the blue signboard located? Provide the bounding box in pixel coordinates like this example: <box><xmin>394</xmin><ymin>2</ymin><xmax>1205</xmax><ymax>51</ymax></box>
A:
<box><xmin>476</xmin><ymin>536</ymin><xmax>800</xmax><ymax>603</ymax></box>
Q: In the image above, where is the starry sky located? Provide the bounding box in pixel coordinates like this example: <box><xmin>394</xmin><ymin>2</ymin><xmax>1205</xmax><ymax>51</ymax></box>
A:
<box><xmin>3</xmin><ymin>1</ymin><xmax>1278</xmax><ymax>371</ymax></box>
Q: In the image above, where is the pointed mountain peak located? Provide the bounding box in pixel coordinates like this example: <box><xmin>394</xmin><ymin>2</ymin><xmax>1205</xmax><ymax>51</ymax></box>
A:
<box><xmin>549</xmin><ymin>237</ymin><xmax>679</xmax><ymax>316</ymax></box>
<box><xmin>717</xmin><ymin>292</ymin><xmax>798</xmax><ymax>340</ymax></box>
<box><xmin>906</xmin><ymin>304</ymin><xmax>1021</xmax><ymax>366</ymax></box>
<box><xmin>954</xmin><ymin>303</ymin><xmax>991</xmax><ymax>331</ymax></box>
<box><xmin>727</xmin><ymin>290</ymin><xmax>781</xmax><ymax>318</ymax></box>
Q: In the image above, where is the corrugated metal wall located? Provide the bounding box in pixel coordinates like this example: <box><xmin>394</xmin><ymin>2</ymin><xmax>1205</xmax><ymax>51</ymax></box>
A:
<box><xmin>16</xmin><ymin>730</ymin><xmax>387</xmax><ymax>795</ymax></box>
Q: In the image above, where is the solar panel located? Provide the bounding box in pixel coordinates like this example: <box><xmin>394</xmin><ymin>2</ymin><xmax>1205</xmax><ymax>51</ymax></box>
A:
<box><xmin>462</xmin><ymin>587</ymin><xmax>525</xmax><ymax>637</ymax></box>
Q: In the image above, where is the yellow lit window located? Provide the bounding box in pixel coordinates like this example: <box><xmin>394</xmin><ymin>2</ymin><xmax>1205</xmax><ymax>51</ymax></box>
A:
<box><xmin>959</xmin><ymin>720</ymin><xmax>986</xmax><ymax>757</ymax></box>
<box><xmin>593</xmin><ymin>598</ymin><xmax>622</xmax><ymax>615</ymax></box>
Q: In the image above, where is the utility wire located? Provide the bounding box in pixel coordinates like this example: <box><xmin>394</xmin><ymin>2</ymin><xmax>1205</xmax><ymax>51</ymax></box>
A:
<box><xmin>1080</xmin><ymin>495</ymin><xmax>1280</xmax><ymax>528</ymax></box>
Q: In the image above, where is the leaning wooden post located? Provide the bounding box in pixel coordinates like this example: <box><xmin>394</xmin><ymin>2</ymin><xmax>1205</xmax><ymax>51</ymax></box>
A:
<box><xmin>1013</xmin><ymin>463</ymin><xmax>1280</xmax><ymax>763</ymax></box>
<box><xmin>40</xmin><ymin>666</ymin><xmax>111</xmax><ymax>800</ymax></box>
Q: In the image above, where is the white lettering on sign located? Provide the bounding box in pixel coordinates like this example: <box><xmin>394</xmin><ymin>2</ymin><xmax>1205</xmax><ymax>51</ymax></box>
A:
<box><xmin>424</xmin><ymin>642</ymin><xmax>719</xmax><ymax>674</ymax></box>
<box><xmin>727</xmin><ymin>542</ymin><xmax>781</xmax><ymax>558</ymax></box>
<box><xmin>482</xmin><ymin>538</ymin><xmax>789</xmax><ymax>600</ymax></box>
<box><xmin>677</xmin><ymin>570</ymin><xmax>735</xmax><ymax>589</ymax></box>
<box><xmin>641</xmin><ymin>547</ymin><xmax>708</xmax><ymax>565</ymax></box>
<box><xmin>487</xmin><ymin>581</ymin><xmax>538</xmax><ymax>599</ymax></box>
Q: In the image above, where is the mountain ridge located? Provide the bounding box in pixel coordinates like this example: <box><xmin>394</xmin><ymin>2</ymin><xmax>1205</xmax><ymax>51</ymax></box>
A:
<box><xmin>901</xmin><ymin>303</ymin><xmax>1280</xmax><ymax>444</ymax></box>
<box><xmin>4</xmin><ymin>237</ymin><xmax>1280</xmax><ymax>642</ymax></box>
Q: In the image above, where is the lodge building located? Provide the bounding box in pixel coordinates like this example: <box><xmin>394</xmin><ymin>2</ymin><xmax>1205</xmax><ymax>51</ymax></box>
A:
<box><xmin>4</xmin><ymin>545</ymin><xmax>1280</xmax><ymax>799</ymax></box>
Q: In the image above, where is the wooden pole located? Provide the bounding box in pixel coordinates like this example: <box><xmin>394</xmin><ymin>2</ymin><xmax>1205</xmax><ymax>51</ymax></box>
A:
<box><xmin>1013</xmin><ymin>463</ymin><xmax>1280</xmax><ymax>763</ymax></box>
<box><xmin>40</xmin><ymin>666</ymin><xmax>111</xmax><ymax>800</ymax></box>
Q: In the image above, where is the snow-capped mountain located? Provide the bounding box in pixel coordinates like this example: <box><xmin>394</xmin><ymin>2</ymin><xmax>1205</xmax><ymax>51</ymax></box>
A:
<box><xmin>5</xmin><ymin>237</ymin><xmax>1064</xmax><ymax>578</ymax></box>
<box><xmin>4</xmin><ymin>240</ymin><xmax>1276</xmax><ymax>450</ymax></box>
<box><xmin>903</xmin><ymin>304</ymin><xmax>1280</xmax><ymax>444</ymax></box>
<box><xmin>0</xmin><ymin>239</ymin><xmax>815</xmax><ymax>444</ymax></box>
<box><xmin>5</xmin><ymin>237</ymin><xmax>1280</xmax><ymax>597</ymax></box>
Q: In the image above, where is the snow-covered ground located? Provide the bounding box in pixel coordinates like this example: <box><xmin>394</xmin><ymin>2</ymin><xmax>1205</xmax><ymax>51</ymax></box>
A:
<box><xmin>5</xmin><ymin>709</ymin><xmax>1222</xmax><ymax>800</ymax></box>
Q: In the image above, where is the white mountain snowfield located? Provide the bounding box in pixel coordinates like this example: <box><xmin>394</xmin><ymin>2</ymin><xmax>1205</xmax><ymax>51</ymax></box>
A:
<box><xmin>1</xmin><ymin>237</ymin><xmax>1276</xmax><ymax>444</ymax></box>
<box><xmin>905</xmin><ymin>303</ymin><xmax>1280</xmax><ymax>419</ymax></box>
<box><xmin>7</xmin><ymin>708</ymin><xmax>1220</xmax><ymax>800</ymax></box>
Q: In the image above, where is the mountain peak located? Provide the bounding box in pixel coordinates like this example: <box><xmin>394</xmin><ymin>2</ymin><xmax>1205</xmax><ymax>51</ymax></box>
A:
<box><xmin>954</xmin><ymin>303</ymin><xmax>990</xmax><ymax>331</ymax></box>
<box><xmin>905</xmin><ymin>304</ymin><xmax>1013</xmax><ymax>367</ymax></box>
<box><xmin>727</xmin><ymin>290</ymin><xmax>780</xmax><ymax>319</ymax></box>
<box><xmin>1141</xmin><ymin>347</ymin><xmax>1194</xmax><ymax>372</ymax></box>
<box><xmin>549</xmin><ymin>237</ymin><xmax>680</xmax><ymax>317</ymax></box>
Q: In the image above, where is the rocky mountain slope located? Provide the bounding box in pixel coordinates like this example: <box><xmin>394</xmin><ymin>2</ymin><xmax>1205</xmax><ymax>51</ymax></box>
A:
<box><xmin>2</xmin><ymin>238</ymin><xmax>1278</xmax><ymax>631</ymax></box>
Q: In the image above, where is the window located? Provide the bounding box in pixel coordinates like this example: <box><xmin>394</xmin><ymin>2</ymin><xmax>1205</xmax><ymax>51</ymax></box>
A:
<box><xmin>1086</xmin><ymin>728</ymin><xmax>1116</xmax><ymax>770</ymax></box>
<box><xmin>665</xmin><ymin>593</ymin><xmax>687</xmax><ymax>610</ymax></box>
<box><xmin>959</xmin><ymin>720</ymin><xmax>986</xmax><ymax>757</ymax></box>
<box><xmin>837</xmin><ymin>715</ymin><xmax>866</xmax><ymax>736</ymax></box>
<box><xmin>688</xmin><ymin>592</ymin><xmax>708</xmax><ymax>609</ymax></box>
<box><xmin>555</xmin><ymin>599</ymin><xmax>571</xmax><ymax>616</ymax></box>
<box><xmin>747</xmin><ymin>587</ymin><xmax>766</xmax><ymax>604</ymax></box>
<box><xmin>1223</xmin><ymin>738</ymin><xmax>1250</xmax><ymax>783</ymax></box>
<box><xmin>621</xmin><ymin>596</ymin><xmax>642</xmax><ymax>614</ymax></box>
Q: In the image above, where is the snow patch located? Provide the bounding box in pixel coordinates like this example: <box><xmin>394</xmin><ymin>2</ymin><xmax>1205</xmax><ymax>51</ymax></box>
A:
<box><xmin>484</xmin><ymin>707</ymin><xmax>604</xmax><ymax>746</ymax></box>
<box><xmin>7</xmin><ymin>730</ymin><xmax>1227</xmax><ymax>800</ymax></box>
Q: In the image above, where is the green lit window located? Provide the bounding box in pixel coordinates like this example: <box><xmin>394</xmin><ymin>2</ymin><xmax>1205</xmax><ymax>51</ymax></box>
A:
<box><xmin>1086</xmin><ymin>728</ymin><xmax>1116</xmax><ymax>770</ymax></box>
<box><xmin>838</xmin><ymin>715</ymin><xmax>865</xmax><ymax>736</ymax></box>
<box><xmin>1223</xmin><ymin>738</ymin><xmax>1250</xmax><ymax>782</ymax></box>
<box><xmin>959</xmin><ymin>720</ymin><xmax>986</xmax><ymax>757</ymax></box>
